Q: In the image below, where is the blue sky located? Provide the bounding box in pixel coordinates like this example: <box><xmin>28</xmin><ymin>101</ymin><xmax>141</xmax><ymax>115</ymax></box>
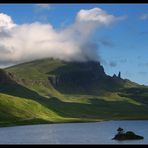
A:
<box><xmin>0</xmin><ymin>4</ymin><xmax>148</xmax><ymax>85</ymax></box>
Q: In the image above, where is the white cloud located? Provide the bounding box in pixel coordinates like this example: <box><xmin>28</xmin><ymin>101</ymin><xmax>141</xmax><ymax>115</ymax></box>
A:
<box><xmin>0</xmin><ymin>13</ymin><xmax>16</xmax><ymax>30</ymax></box>
<box><xmin>140</xmin><ymin>13</ymin><xmax>148</xmax><ymax>20</ymax></box>
<box><xmin>0</xmin><ymin>8</ymin><xmax>125</xmax><ymax>66</ymax></box>
<box><xmin>76</xmin><ymin>8</ymin><xmax>126</xmax><ymax>26</ymax></box>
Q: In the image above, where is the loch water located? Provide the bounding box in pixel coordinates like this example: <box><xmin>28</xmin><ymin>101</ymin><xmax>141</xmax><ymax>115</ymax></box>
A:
<box><xmin>0</xmin><ymin>120</ymin><xmax>147</xmax><ymax>144</ymax></box>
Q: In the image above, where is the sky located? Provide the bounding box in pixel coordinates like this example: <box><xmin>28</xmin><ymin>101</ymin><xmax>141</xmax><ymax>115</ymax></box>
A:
<box><xmin>0</xmin><ymin>4</ymin><xmax>148</xmax><ymax>85</ymax></box>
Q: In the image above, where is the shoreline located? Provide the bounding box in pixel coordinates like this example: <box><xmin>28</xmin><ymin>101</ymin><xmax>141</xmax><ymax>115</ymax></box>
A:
<box><xmin>0</xmin><ymin>118</ymin><xmax>148</xmax><ymax>128</ymax></box>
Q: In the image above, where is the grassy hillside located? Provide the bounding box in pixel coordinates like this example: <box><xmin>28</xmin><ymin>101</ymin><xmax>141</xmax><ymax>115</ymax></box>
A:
<box><xmin>0</xmin><ymin>58</ymin><xmax>147</xmax><ymax>127</ymax></box>
<box><xmin>5</xmin><ymin>58</ymin><xmax>138</xmax><ymax>96</ymax></box>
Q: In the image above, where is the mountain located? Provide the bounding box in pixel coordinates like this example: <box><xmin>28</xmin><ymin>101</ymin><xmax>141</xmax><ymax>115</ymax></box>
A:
<box><xmin>0</xmin><ymin>58</ymin><xmax>148</xmax><ymax>127</ymax></box>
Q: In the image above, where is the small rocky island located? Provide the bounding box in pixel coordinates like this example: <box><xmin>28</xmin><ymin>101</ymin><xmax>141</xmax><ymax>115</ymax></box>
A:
<box><xmin>112</xmin><ymin>127</ymin><xmax>144</xmax><ymax>140</ymax></box>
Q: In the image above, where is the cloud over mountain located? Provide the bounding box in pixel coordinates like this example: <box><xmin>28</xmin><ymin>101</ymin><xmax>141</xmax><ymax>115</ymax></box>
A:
<box><xmin>0</xmin><ymin>8</ymin><xmax>126</xmax><ymax>66</ymax></box>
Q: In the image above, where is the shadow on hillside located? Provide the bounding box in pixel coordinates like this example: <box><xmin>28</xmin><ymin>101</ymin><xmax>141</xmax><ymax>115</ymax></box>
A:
<box><xmin>0</xmin><ymin>82</ymin><xmax>44</xmax><ymax>101</ymax></box>
<box><xmin>0</xmin><ymin>80</ymin><xmax>148</xmax><ymax>120</ymax></box>
<box><xmin>119</xmin><ymin>88</ymin><xmax>148</xmax><ymax>105</ymax></box>
<box><xmin>43</xmin><ymin>97</ymin><xmax>148</xmax><ymax>119</ymax></box>
<box><xmin>47</xmin><ymin>73</ymin><xmax>126</xmax><ymax>96</ymax></box>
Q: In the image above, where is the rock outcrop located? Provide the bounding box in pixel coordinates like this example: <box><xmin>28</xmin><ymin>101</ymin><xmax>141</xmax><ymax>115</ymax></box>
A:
<box><xmin>112</xmin><ymin>131</ymin><xmax>144</xmax><ymax>140</ymax></box>
<box><xmin>48</xmin><ymin>61</ymin><xmax>108</xmax><ymax>94</ymax></box>
<box><xmin>118</xmin><ymin>71</ymin><xmax>121</xmax><ymax>79</ymax></box>
<box><xmin>48</xmin><ymin>61</ymin><xmax>127</xmax><ymax>94</ymax></box>
<box><xmin>0</xmin><ymin>69</ymin><xmax>14</xmax><ymax>84</ymax></box>
<box><xmin>112</xmin><ymin>128</ymin><xmax>144</xmax><ymax>140</ymax></box>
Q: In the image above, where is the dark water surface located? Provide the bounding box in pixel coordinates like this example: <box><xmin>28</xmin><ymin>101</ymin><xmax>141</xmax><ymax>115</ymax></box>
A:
<box><xmin>0</xmin><ymin>120</ymin><xmax>147</xmax><ymax>144</ymax></box>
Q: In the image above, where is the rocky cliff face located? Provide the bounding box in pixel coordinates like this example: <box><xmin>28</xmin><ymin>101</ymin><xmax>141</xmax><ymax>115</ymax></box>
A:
<box><xmin>0</xmin><ymin>69</ymin><xmax>14</xmax><ymax>84</ymax></box>
<box><xmin>2</xmin><ymin>58</ymin><xmax>126</xmax><ymax>95</ymax></box>
<box><xmin>48</xmin><ymin>61</ymin><xmax>109</xmax><ymax>94</ymax></box>
<box><xmin>50</xmin><ymin>61</ymin><xmax>105</xmax><ymax>83</ymax></box>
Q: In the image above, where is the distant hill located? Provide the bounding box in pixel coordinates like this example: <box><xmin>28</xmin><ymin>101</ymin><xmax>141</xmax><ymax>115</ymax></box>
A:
<box><xmin>0</xmin><ymin>58</ymin><xmax>148</xmax><ymax>127</ymax></box>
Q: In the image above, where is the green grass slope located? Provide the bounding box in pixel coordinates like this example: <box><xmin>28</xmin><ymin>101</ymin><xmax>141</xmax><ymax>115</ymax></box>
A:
<box><xmin>0</xmin><ymin>58</ymin><xmax>147</xmax><ymax>127</ymax></box>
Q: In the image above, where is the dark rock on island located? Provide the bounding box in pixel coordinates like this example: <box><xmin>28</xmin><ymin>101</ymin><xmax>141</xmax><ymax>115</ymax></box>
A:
<box><xmin>112</xmin><ymin>127</ymin><xmax>144</xmax><ymax>140</ymax></box>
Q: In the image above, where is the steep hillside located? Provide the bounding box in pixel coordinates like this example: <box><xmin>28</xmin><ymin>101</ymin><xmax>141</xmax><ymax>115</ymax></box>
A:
<box><xmin>0</xmin><ymin>58</ymin><xmax>147</xmax><ymax>126</ymax></box>
<box><xmin>5</xmin><ymin>58</ymin><xmax>137</xmax><ymax>96</ymax></box>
